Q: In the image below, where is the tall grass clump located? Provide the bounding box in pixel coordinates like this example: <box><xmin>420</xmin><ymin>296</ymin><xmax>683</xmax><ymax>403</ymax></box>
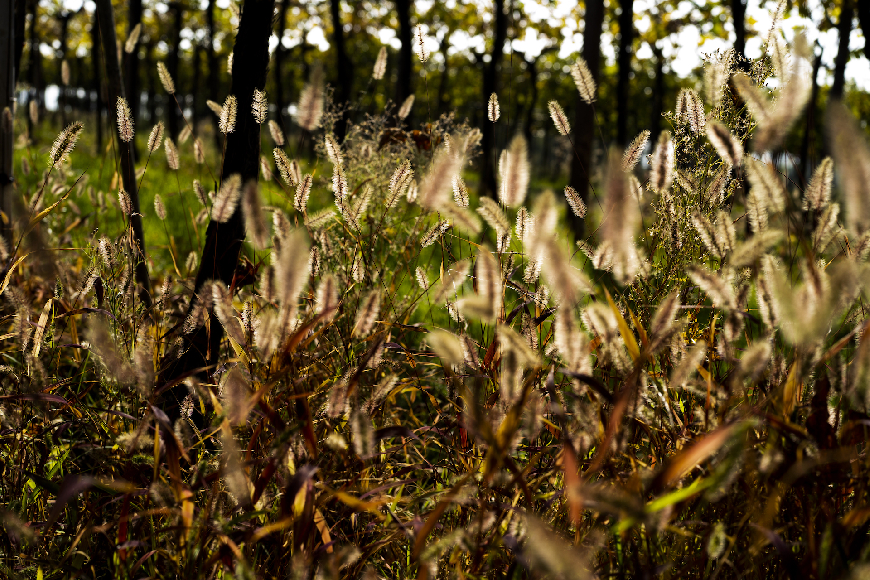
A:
<box><xmin>1</xmin><ymin>19</ymin><xmax>870</xmax><ymax>580</ymax></box>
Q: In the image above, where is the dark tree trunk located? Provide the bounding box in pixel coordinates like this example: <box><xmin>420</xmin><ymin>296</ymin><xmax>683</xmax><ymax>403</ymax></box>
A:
<box><xmin>13</xmin><ymin>0</ymin><xmax>27</xmax><ymax>81</ymax></box>
<box><xmin>58</xmin><ymin>12</ymin><xmax>71</xmax><ymax>126</ymax></box>
<box><xmin>478</xmin><ymin>0</ymin><xmax>508</xmax><ymax>199</ymax></box>
<box><xmin>800</xmin><ymin>43</ymin><xmax>822</xmax><ymax>186</ymax></box>
<box><xmin>522</xmin><ymin>57</ymin><xmax>538</xmax><ymax>146</ymax></box>
<box><xmin>328</xmin><ymin>0</ymin><xmax>352</xmax><ymax>139</ymax></box>
<box><xmin>568</xmin><ymin>0</ymin><xmax>604</xmax><ymax>237</ymax></box>
<box><xmin>394</xmin><ymin>0</ymin><xmax>413</xmax><ymax>115</ymax></box>
<box><xmin>145</xmin><ymin>40</ymin><xmax>156</xmax><ymax>123</ymax></box>
<box><xmin>831</xmin><ymin>0</ymin><xmax>853</xmax><ymax>100</ymax></box>
<box><xmin>1</xmin><ymin>0</ymin><xmax>15</xmax><ymax>245</ymax></box>
<box><xmin>206</xmin><ymin>0</ymin><xmax>220</xmax><ymax>145</ymax></box>
<box><xmin>95</xmin><ymin>0</ymin><xmax>152</xmax><ymax>308</ymax></box>
<box><xmin>160</xmin><ymin>0</ymin><xmax>276</xmax><ymax>417</ymax></box>
<box><xmin>191</xmin><ymin>41</ymin><xmax>201</xmax><ymax>130</ymax></box>
<box><xmin>167</xmin><ymin>2</ymin><xmax>183</xmax><ymax>138</ymax></box>
<box><xmin>274</xmin><ymin>0</ymin><xmax>288</xmax><ymax>120</ymax></box>
<box><xmin>858</xmin><ymin>0</ymin><xmax>870</xmax><ymax>61</ymax></box>
<box><xmin>27</xmin><ymin>0</ymin><xmax>38</xmax><ymax>142</ymax></box>
<box><xmin>126</xmin><ymin>0</ymin><xmax>142</xmax><ymax>156</ymax></box>
<box><xmin>732</xmin><ymin>0</ymin><xmax>746</xmax><ymax>62</ymax></box>
<box><xmin>90</xmin><ymin>8</ymin><xmax>103</xmax><ymax>151</ymax></box>
<box><xmin>616</xmin><ymin>0</ymin><xmax>634</xmax><ymax>146</ymax></box>
<box><xmin>649</xmin><ymin>42</ymin><xmax>664</xmax><ymax>145</ymax></box>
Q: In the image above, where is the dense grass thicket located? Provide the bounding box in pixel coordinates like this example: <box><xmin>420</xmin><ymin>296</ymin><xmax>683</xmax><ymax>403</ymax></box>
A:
<box><xmin>3</xmin><ymin>9</ymin><xmax>870</xmax><ymax>580</ymax></box>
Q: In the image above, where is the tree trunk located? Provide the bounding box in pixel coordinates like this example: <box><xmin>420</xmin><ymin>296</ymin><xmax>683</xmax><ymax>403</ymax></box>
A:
<box><xmin>649</xmin><ymin>42</ymin><xmax>664</xmax><ymax>145</ymax></box>
<box><xmin>394</xmin><ymin>0</ymin><xmax>413</xmax><ymax>116</ymax></box>
<box><xmin>160</xmin><ymin>0</ymin><xmax>275</xmax><ymax>417</ymax></box>
<box><xmin>1</xmin><ymin>0</ymin><xmax>15</xmax><ymax>246</ymax></box>
<box><xmin>616</xmin><ymin>0</ymin><xmax>634</xmax><ymax>146</ymax></box>
<box><xmin>206</xmin><ymin>0</ymin><xmax>220</xmax><ymax>146</ymax></box>
<box><xmin>58</xmin><ymin>12</ymin><xmax>71</xmax><ymax>126</ymax></box>
<box><xmin>831</xmin><ymin>0</ymin><xmax>853</xmax><ymax>100</ymax></box>
<box><xmin>731</xmin><ymin>0</ymin><xmax>746</xmax><ymax>62</ymax></box>
<box><xmin>167</xmin><ymin>2</ymin><xmax>183</xmax><ymax>138</ymax></box>
<box><xmin>191</xmin><ymin>41</ymin><xmax>201</xmax><ymax>130</ymax></box>
<box><xmin>126</xmin><ymin>0</ymin><xmax>142</xmax><ymax>156</ymax></box>
<box><xmin>328</xmin><ymin>0</ymin><xmax>352</xmax><ymax>139</ymax></box>
<box><xmin>858</xmin><ymin>0</ymin><xmax>870</xmax><ymax>61</ymax></box>
<box><xmin>522</xmin><ymin>56</ymin><xmax>538</xmax><ymax>146</ymax></box>
<box><xmin>436</xmin><ymin>28</ymin><xmax>452</xmax><ymax>116</ymax></box>
<box><xmin>800</xmin><ymin>43</ymin><xmax>822</xmax><ymax>186</ymax></box>
<box><xmin>274</xmin><ymin>0</ymin><xmax>288</xmax><ymax>120</ymax></box>
<box><xmin>478</xmin><ymin>0</ymin><xmax>508</xmax><ymax>199</ymax></box>
<box><xmin>13</xmin><ymin>0</ymin><xmax>26</xmax><ymax>81</ymax></box>
<box><xmin>90</xmin><ymin>8</ymin><xmax>103</xmax><ymax>152</ymax></box>
<box><xmin>95</xmin><ymin>0</ymin><xmax>152</xmax><ymax>308</ymax></box>
<box><xmin>145</xmin><ymin>40</ymin><xmax>156</xmax><ymax>123</ymax></box>
<box><xmin>27</xmin><ymin>0</ymin><xmax>38</xmax><ymax>143</ymax></box>
<box><xmin>568</xmin><ymin>0</ymin><xmax>604</xmax><ymax>238</ymax></box>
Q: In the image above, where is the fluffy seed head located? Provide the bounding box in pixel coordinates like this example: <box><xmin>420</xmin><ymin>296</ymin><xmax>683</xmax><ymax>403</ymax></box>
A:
<box><xmin>803</xmin><ymin>157</ymin><xmax>833</xmax><ymax>212</ymax></box>
<box><xmin>212</xmin><ymin>174</ymin><xmax>242</xmax><ymax>223</ymax></box>
<box><xmin>295</xmin><ymin>174</ymin><xmax>313</xmax><ymax>213</ymax></box>
<box><xmin>147</xmin><ymin>122</ymin><xmax>164</xmax><ymax>153</ymax></box>
<box><xmin>118</xmin><ymin>188</ymin><xmax>132</xmax><ymax>216</ymax></box>
<box><xmin>388</xmin><ymin>160</ymin><xmax>413</xmax><ymax>207</ymax></box>
<box><xmin>453</xmin><ymin>175</ymin><xmax>469</xmax><ymax>207</ymax></box>
<box><xmin>157</xmin><ymin>62</ymin><xmax>175</xmax><ymax>94</ymax></box>
<box><xmin>353</xmin><ymin>290</ymin><xmax>382</xmax><ymax>337</ymax></box>
<box><xmin>194</xmin><ymin>138</ymin><xmax>205</xmax><ymax>164</ymax></box>
<box><xmin>154</xmin><ymin>194</ymin><xmax>166</xmax><ymax>220</ymax></box>
<box><xmin>548</xmin><ymin>100</ymin><xmax>571</xmax><ymax>135</ymax></box>
<box><xmin>488</xmin><ymin>93</ymin><xmax>500</xmax><ymax>122</ymax></box>
<box><xmin>828</xmin><ymin>102</ymin><xmax>870</xmax><ymax>234</ymax></box>
<box><xmin>125</xmin><ymin>23</ymin><xmax>141</xmax><ymax>54</ymax></box>
<box><xmin>242</xmin><ymin>180</ymin><xmax>267</xmax><ymax>249</ymax></box>
<box><xmin>398</xmin><ymin>95</ymin><xmax>415</xmax><ymax>120</ymax></box>
<box><xmin>477</xmin><ymin>197</ymin><xmax>510</xmax><ymax>235</ymax></box>
<box><xmin>193</xmin><ymin>180</ymin><xmax>207</xmax><ymax>205</ymax></box>
<box><xmin>416</xmin><ymin>267</ymin><xmax>429</xmax><ymax>290</ymax></box>
<box><xmin>49</xmin><ymin>121</ymin><xmax>83</xmax><ymax>168</ymax></box>
<box><xmin>414</xmin><ymin>25</ymin><xmax>429</xmax><ymax>62</ymax></box>
<box><xmin>252</xmin><ymin>88</ymin><xmax>267</xmax><ymax>124</ymax></box>
<box><xmin>373</xmin><ymin>46</ymin><xmax>388</xmax><ymax>80</ymax></box>
<box><xmin>498</xmin><ymin>134</ymin><xmax>530</xmax><ymax>207</ymax></box>
<box><xmin>295</xmin><ymin>67</ymin><xmax>324</xmax><ymax>131</ymax></box>
<box><xmin>421</xmin><ymin>220</ymin><xmax>451</xmax><ymax>247</ymax></box>
<box><xmin>649</xmin><ymin>131</ymin><xmax>675</xmax><ymax>192</ymax></box>
<box><xmin>564</xmin><ymin>185</ymin><xmax>587</xmax><ymax>217</ymax></box>
<box><xmin>116</xmin><ymin>97</ymin><xmax>134</xmax><ymax>142</ymax></box>
<box><xmin>61</xmin><ymin>60</ymin><xmax>70</xmax><ymax>86</ymax></box>
<box><xmin>219</xmin><ymin>95</ymin><xmax>238</xmax><ymax>134</ymax></box>
<box><xmin>705</xmin><ymin>120</ymin><xmax>743</xmax><ymax>167</ymax></box>
<box><xmin>268</xmin><ymin>120</ymin><xmax>285</xmax><ymax>146</ymax></box>
<box><xmin>164</xmin><ymin>137</ymin><xmax>179</xmax><ymax>170</ymax></box>
<box><xmin>324</xmin><ymin>134</ymin><xmax>343</xmax><ymax>166</ymax></box>
<box><xmin>273</xmin><ymin>148</ymin><xmax>296</xmax><ymax>186</ymax></box>
<box><xmin>571</xmin><ymin>58</ymin><xmax>597</xmax><ymax>104</ymax></box>
<box><xmin>622</xmin><ymin>130</ymin><xmax>650</xmax><ymax>172</ymax></box>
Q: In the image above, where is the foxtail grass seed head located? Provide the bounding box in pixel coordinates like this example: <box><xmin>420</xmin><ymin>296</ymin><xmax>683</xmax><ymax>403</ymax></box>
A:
<box><xmin>206</xmin><ymin>99</ymin><xmax>223</xmax><ymax>115</ymax></box>
<box><xmin>548</xmin><ymin>100</ymin><xmax>570</xmax><ymax>135</ymax></box>
<box><xmin>477</xmin><ymin>197</ymin><xmax>510</xmax><ymax>235</ymax></box>
<box><xmin>398</xmin><ymin>95</ymin><xmax>415</xmax><ymax>120</ymax></box>
<box><xmin>316</xmin><ymin>274</ymin><xmax>338</xmax><ymax>317</ymax></box>
<box><xmin>243</xmin><ymin>180</ymin><xmax>267</xmax><ymax>249</ymax></box>
<box><xmin>373</xmin><ymin>46</ymin><xmax>388</xmax><ymax>80</ymax></box>
<box><xmin>268</xmin><ymin>120</ymin><xmax>285</xmax><ymax>146</ymax></box>
<box><xmin>185</xmin><ymin>251</ymin><xmax>197</xmax><ymax>272</ymax></box>
<box><xmin>388</xmin><ymin>160</ymin><xmax>413</xmax><ymax>207</ymax></box>
<box><xmin>421</xmin><ymin>220</ymin><xmax>451</xmax><ymax>248</ymax></box>
<box><xmin>564</xmin><ymin>185</ymin><xmax>587</xmax><ymax>218</ymax></box>
<box><xmin>147</xmin><ymin>122</ymin><xmax>164</xmax><ymax>153</ymax></box>
<box><xmin>61</xmin><ymin>60</ymin><xmax>70</xmax><ymax>86</ymax></box>
<box><xmin>571</xmin><ymin>58</ymin><xmax>596</xmax><ymax>104</ymax></box>
<box><xmin>414</xmin><ymin>25</ymin><xmax>429</xmax><ymax>62</ymax></box>
<box><xmin>418</xmin><ymin>147</ymin><xmax>461</xmax><ymax>209</ymax></box>
<box><xmin>705</xmin><ymin>120</ymin><xmax>743</xmax><ymax>167</ymax></box>
<box><xmin>453</xmin><ymin>175</ymin><xmax>469</xmax><ymax>207</ymax></box>
<box><xmin>164</xmin><ymin>137</ymin><xmax>179</xmax><ymax>170</ymax></box>
<box><xmin>178</xmin><ymin>125</ymin><xmax>192</xmax><ymax>144</ymax></box>
<box><xmin>354</xmin><ymin>290</ymin><xmax>381</xmax><ymax>337</ymax></box>
<box><xmin>601</xmin><ymin>152</ymin><xmax>641</xmax><ymax>284</ymax></box>
<box><xmin>828</xmin><ymin>101</ymin><xmax>870</xmax><ymax>234</ymax></box>
<box><xmin>406</xmin><ymin>179</ymin><xmax>418</xmax><ymax>202</ymax></box>
<box><xmin>252</xmin><ymin>88</ymin><xmax>267</xmax><ymax>124</ymax></box>
<box><xmin>116</xmin><ymin>97</ymin><xmax>134</xmax><ymax>142</ymax></box>
<box><xmin>273</xmin><ymin>148</ymin><xmax>295</xmax><ymax>186</ymax></box>
<box><xmin>219</xmin><ymin>95</ymin><xmax>238</xmax><ymax>134</ymax></box>
<box><xmin>731</xmin><ymin>72</ymin><xmax>772</xmax><ymax>124</ymax></box>
<box><xmin>295</xmin><ymin>174</ymin><xmax>313</xmax><ymax>212</ymax></box>
<box><xmin>488</xmin><ymin>93</ymin><xmax>500</xmax><ymax>122</ymax></box>
<box><xmin>499</xmin><ymin>135</ymin><xmax>530</xmax><ymax>207</ymax></box>
<box><xmin>193</xmin><ymin>179</ymin><xmax>207</xmax><ymax>205</ymax></box>
<box><xmin>154</xmin><ymin>194</ymin><xmax>166</xmax><ymax>220</ymax></box>
<box><xmin>803</xmin><ymin>157</ymin><xmax>833</xmax><ymax>212</ymax></box>
<box><xmin>193</xmin><ymin>138</ymin><xmax>204</xmax><ymax>163</ymax></box>
<box><xmin>332</xmin><ymin>163</ymin><xmax>348</xmax><ymax>203</ymax></box>
<box><xmin>649</xmin><ymin>130</ymin><xmax>674</xmax><ymax>192</ymax></box>
<box><xmin>29</xmin><ymin>100</ymin><xmax>38</xmax><ymax>124</ymax></box>
<box><xmin>125</xmin><ymin>23</ymin><xmax>141</xmax><ymax>53</ymax></box>
<box><xmin>295</xmin><ymin>67</ymin><xmax>324</xmax><ymax>131</ymax></box>
<box><xmin>416</xmin><ymin>267</ymin><xmax>429</xmax><ymax>290</ymax></box>
<box><xmin>118</xmin><ymin>188</ymin><xmax>132</xmax><ymax>216</ymax></box>
<box><xmin>304</xmin><ymin>208</ymin><xmax>335</xmax><ymax>229</ymax></box>
<box><xmin>622</xmin><ymin>130</ymin><xmax>649</xmax><ymax>172</ymax></box>
<box><xmin>227</xmin><ymin>52</ymin><xmax>234</xmax><ymax>74</ymax></box>
<box><xmin>157</xmin><ymin>62</ymin><xmax>175</xmax><ymax>94</ymax></box>
<box><xmin>325</xmin><ymin>134</ymin><xmax>343</xmax><ymax>166</ymax></box>
<box><xmin>49</xmin><ymin>122</ymin><xmax>83</xmax><ymax>168</ymax></box>
<box><xmin>704</xmin><ymin>49</ymin><xmax>732</xmax><ymax>108</ymax></box>
<box><xmin>212</xmin><ymin>174</ymin><xmax>242</xmax><ymax>223</ymax></box>
<box><xmin>744</xmin><ymin>156</ymin><xmax>785</xmax><ymax>213</ymax></box>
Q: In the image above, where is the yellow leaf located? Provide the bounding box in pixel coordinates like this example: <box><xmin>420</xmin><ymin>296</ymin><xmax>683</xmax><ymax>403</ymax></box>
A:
<box><xmin>0</xmin><ymin>253</ymin><xmax>29</xmax><ymax>297</ymax></box>
<box><xmin>605</xmin><ymin>289</ymin><xmax>640</xmax><ymax>361</ymax></box>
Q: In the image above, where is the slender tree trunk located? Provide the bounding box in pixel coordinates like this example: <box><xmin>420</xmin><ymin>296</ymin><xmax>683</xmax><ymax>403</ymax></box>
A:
<box><xmin>394</xmin><ymin>0</ymin><xmax>413</xmax><ymax>115</ymax></box>
<box><xmin>274</xmin><ymin>0</ymin><xmax>288</xmax><ymax>119</ymax></box>
<box><xmin>191</xmin><ymin>42</ymin><xmax>201</xmax><ymax>130</ymax></box>
<box><xmin>1</xmin><ymin>0</ymin><xmax>15</xmax><ymax>247</ymax></box>
<box><xmin>616</xmin><ymin>0</ymin><xmax>634</xmax><ymax>145</ymax></box>
<box><xmin>167</xmin><ymin>2</ymin><xmax>183</xmax><ymax>138</ymax></box>
<box><xmin>478</xmin><ymin>0</ymin><xmax>508</xmax><ymax>199</ymax></box>
<box><xmin>522</xmin><ymin>57</ymin><xmax>538</xmax><ymax>146</ymax></box>
<box><xmin>436</xmin><ymin>28</ymin><xmax>452</xmax><ymax>116</ymax></box>
<box><xmin>126</xmin><ymin>0</ymin><xmax>142</xmax><ymax>157</ymax></box>
<box><xmin>732</xmin><ymin>0</ymin><xmax>746</xmax><ymax>63</ymax></box>
<box><xmin>95</xmin><ymin>0</ymin><xmax>152</xmax><ymax>308</ymax></box>
<box><xmin>568</xmin><ymin>0</ymin><xmax>604</xmax><ymax>237</ymax></box>
<box><xmin>146</xmin><ymin>40</ymin><xmax>156</xmax><ymax>123</ymax></box>
<box><xmin>328</xmin><ymin>0</ymin><xmax>352</xmax><ymax>139</ymax></box>
<box><xmin>800</xmin><ymin>43</ymin><xmax>822</xmax><ymax>186</ymax></box>
<box><xmin>858</xmin><ymin>0</ymin><xmax>870</xmax><ymax>61</ymax></box>
<box><xmin>649</xmin><ymin>42</ymin><xmax>664</xmax><ymax>145</ymax></box>
<box><xmin>58</xmin><ymin>13</ymin><xmax>70</xmax><ymax>126</ymax></box>
<box><xmin>90</xmin><ymin>8</ymin><xmax>103</xmax><ymax>152</ymax></box>
<box><xmin>13</xmin><ymin>0</ymin><xmax>26</xmax><ymax>80</ymax></box>
<box><xmin>206</xmin><ymin>0</ymin><xmax>220</xmax><ymax>146</ymax></box>
<box><xmin>831</xmin><ymin>0</ymin><xmax>853</xmax><ymax>100</ymax></box>
<box><xmin>161</xmin><ymin>0</ymin><xmax>276</xmax><ymax>416</ymax></box>
<box><xmin>27</xmin><ymin>0</ymin><xmax>38</xmax><ymax>143</ymax></box>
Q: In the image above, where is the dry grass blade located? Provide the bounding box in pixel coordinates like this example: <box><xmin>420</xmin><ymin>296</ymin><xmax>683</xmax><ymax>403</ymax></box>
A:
<box><xmin>649</xmin><ymin>422</ymin><xmax>746</xmax><ymax>493</ymax></box>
